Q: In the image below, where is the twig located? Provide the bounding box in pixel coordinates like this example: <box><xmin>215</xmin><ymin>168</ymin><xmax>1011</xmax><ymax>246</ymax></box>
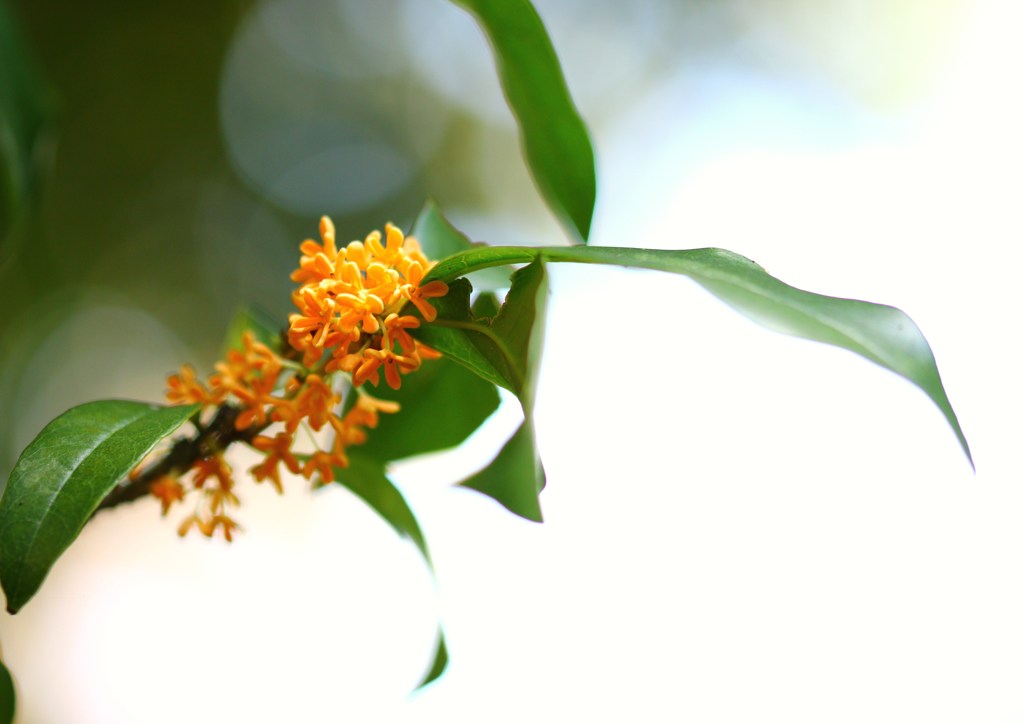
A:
<box><xmin>91</xmin><ymin>405</ymin><xmax>265</xmax><ymax>517</ymax></box>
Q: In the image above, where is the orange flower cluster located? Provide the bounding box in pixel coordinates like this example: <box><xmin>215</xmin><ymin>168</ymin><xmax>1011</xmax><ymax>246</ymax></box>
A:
<box><xmin>288</xmin><ymin>217</ymin><xmax>448</xmax><ymax>389</ymax></box>
<box><xmin>154</xmin><ymin>217</ymin><xmax>446</xmax><ymax>540</ymax></box>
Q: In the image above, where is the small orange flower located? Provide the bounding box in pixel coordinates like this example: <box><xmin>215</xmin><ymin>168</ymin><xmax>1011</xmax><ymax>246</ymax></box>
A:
<box><xmin>150</xmin><ymin>476</ymin><xmax>185</xmax><ymax>515</ymax></box>
<box><xmin>210</xmin><ymin>514</ymin><xmax>240</xmax><ymax>542</ymax></box>
<box><xmin>383</xmin><ymin>313</ymin><xmax>420</xmax><ymax>355</ymax></box>
<box><xmin>167</xmin><ymin>364</ymin><xmax>222</xmax><ymax>406</ymax></box>
<box><xmin>208</xmin><ymin>332</ymin><xmax>283</xmax><ymax>430</ymax></box>
<box><xmin>177</xmin><ymin>512</ymin><xmax>240</xmax><ymax>541</ymax></box>
<box><xmin>250</xmin><ymin>433</ymin><xmax>301</xmax><ymax>494</ymax></box>
<box><xmin>204</xmin><ymin>485</ymin><xmax>240</xmax><ymax>514</ymax></box>
<box><xmin>177</xmin><ymin>515</ymin><xmax>197</xmax><ymax>538</ymax></box>
<box><xmin>301</xmin><ymin>450</ymin><xmax>338</xmax><ymax>484</ymax></box>
<box><xmin>331</xmin><ymin>415</ymin><xmax>368</xmax><ymax>447</ymax></box>
<box><xmin>416</xmin><ymin>343</ymin><xmax>442</xmax><ymax>361</ymax></box>
<box><xmin>286</xmin><ymin>217</ymin><xmax>447</xmax><ymax>389</ymax></box>
<box><xmin>349</xmin><ymin>353</ymin><xmax>383</xmax><ymax>388</ymax></box>
<box><xmin>406</xmin><ymin>280</ymin><xmax>449</xmax><ymax>322</ymax></box>
<box><xmin>292</xmin><ymin>374</ymin><xmax>338</xmax><ymax>431</ymax></box>
<box><xmin>192</xmin><ymin>454</ymin><xmax>234</xmax><ymax>493</ymax></box>
<box><xmin>155</xmin><ymin>215</ymin><xmax>444</xmax><ymax>541</ymax></box>
<box><xmin>327</xmin><ymin>391</ymin><xmax>402</xmax><ymax>449</ymax></box>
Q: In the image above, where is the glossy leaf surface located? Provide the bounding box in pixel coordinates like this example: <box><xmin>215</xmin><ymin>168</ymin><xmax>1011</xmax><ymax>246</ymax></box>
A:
<box><xmin>425</xmin><ymin>244</ymin><xmax>972</xmax><ymax>465</ymax></box>
<box><xmin>412</xmin><ymin>278</ymin><xmax>518</xmax><ymax>393</ymax></box>
<box><xmin>357</xmin><ymin>357</ymin><xmax>500</xmax><ymax>464</ymax></box>
<box><xmin>454</xmin><ymin>260</ymin><xmax>550</xmax><ymax>521</ymax></box>
<box><xmin>451</xmin><ymin>0</ymin><xmax>596</xmax><ymax>243</ymax></box>
<box><xmin>0</xmin><ymin>401</ymin><xmax>200</xmax><ymax>613</ymax></box>
<box><xmin>413</xmin><ymin>202</ymin><xmax>510</xmax><ymax>292</ymax></box>
<box><xmin>488</xmin><ymin>258</ymin><xmax>548</xmax><ymax>414</ymax></box>
<box><xmin>461</xmin><ymin>420</ymin><xmax>545</xmax><ymax>522</ymax></box>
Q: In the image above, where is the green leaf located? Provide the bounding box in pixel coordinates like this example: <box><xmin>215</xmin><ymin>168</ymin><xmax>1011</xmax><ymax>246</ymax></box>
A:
<box><xmin>426</xmin><ymin>245</ymin><xmax>536</xmax><ymax>284</ymax></box>
<box><xmin>357</xmin><ymin>357</ymin><xmax>500</xmax><ymax>463</ymax></box>
<box><xmin>333</xmin><ymin>451</ymin><xmax>430</xmax><ymax>565</ymax></box>
<box><xmin>221</xmin><ymin>305</ymin><xmax>283</xmax><ymax>357</ymax></box>
<box><xmin>0</xmin><ymin>658</ymin><xmax>13</xmax><ymax>724</ymax></box>
<box><xmin>408</xmin><ymin>253</ymin><xmax>550</xmax><ymax>519</ymax></box>
<box><xmin>471</xmin><ymin>291</ymin><xmax>501</xmax><ymax>320</ymax></box>
<box><xmin>413</xmin><ymin>202</ymin><xmax>510</xmax><ymax>292</ymax></box>
<box><xmin>410</xmin><ymin>278</ymin><xmax>518</xmax><ymax>393</ymax></box>
<box><xmin>332</xmin><ymin>452</ymin><xmax>447</xmax><ymax>688</ymax></box>
<box><xmin>458</xmin><ymin>259</ymin><xmax>549</xmax><ymax>521</ymax></box>
<box><xmin>461</xmin><ymin>420</ymin><xmax>545</xmax><ymax>522</ymax></box>
<box><xmin>451</xmin><ymin>0</ymin><xmax>596</xmax><ymax>243</ymax></box>
<box><xmin>0</xmin><ymin>0</ymin><xmax>52</xmax><ymax>252</ymax></box>
<box><xmin>489</xmin><ymin>259</ymin><xmax>548</xmax><ymax>414</ymax></box>
<box><xmin>0</xmin><ymin>401</ymin><xmax>200</xmax><ymax>613</ymax></box>
<box><xmin>425</xmin><ymin>244</ymin><xmax>972</xmax><ymax>465</ymax></box>
<box><xmin>416</xmin><ymin>629</ymin><xmax>448</xmax><ymax>690</ymax></box>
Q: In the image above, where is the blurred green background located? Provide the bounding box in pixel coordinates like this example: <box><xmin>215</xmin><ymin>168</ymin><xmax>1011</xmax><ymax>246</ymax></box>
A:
<box><xmin>0</xmin><ymin>0</ymin><xmax>968</xmax><ymax>479</ymax></box>
<box><xmin>0</xmin><ymin>0</ymin><xmax>514</xmax><ymax>477</ymax></box>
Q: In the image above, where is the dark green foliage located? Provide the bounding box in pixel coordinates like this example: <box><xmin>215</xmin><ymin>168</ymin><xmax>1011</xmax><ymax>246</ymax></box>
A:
<box><xmin>0</xmin><ymin>0</ymin><xmax>52</xmax><ymax>252</ymax></box>
<box><xmin>333</xmin><ymin>451</ymin><xmax>446</xmax><ymax>685</ymax></box>
<box><xmin>334</xmin><ymin>451</ymin><xmax>431</xmax><ymax>564</ymax></box>
<box><xmin>0</xmin><ymin>401</ymin><xmax>199</xmax><ymax>613</ymax></box>
<box><xmin>416</xmin><ymin>629</ymin><xmax>449</xmax><ymax>689</ymax></box>
<box><xmin>0</xmin><ymin>658</ymin><xmax>13</xmax><ymax>724</ymax></box>
<box><xmin>452</xmin><ymin>0</ymin><xmax>596</xmax><ymax>243</ymax></box>
<box><xmin>426</xmin><ymin>244</ymin><xmax>972</xmax><ymax>466</ymax></box>
<box><xmin>412</xmin><ymin>278</ymin><xmax>519</xmax><ymax>393</ymax></box>
<box><xmin>413</xmin><ymin>259</ymin><xmax>550</xmax><ymax>520</ymax></box>
<box><xmin>461</xmin><ymin>420</ymin><xmax>545</xmax><ymax>522</ymax></box>
<box><xmin>357</xmin><ymin>357</ymin><xmax>500</xmax><ymax>464</ymax></box>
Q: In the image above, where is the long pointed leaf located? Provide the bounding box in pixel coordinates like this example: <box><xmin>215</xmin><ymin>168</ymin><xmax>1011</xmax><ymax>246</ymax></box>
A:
<box><xmin>333</xmin><ymin>452</ymin><xmax>448</xmax><ymax>687</ymax></box>
<box><xmin>334</xmin><ymin>451</ymin><xmax>430</xmax><ymax>563</ymax></box>
<box><xmin>459</xmin><ymin>259</ymin><xmax>549</xmax><ymax>520</ymax></box>
<box><xmin>411</xmin><ymin>278</ymin><xmax>518</xmax><ymax>392</ymax></box>
<box><xmin>425</xmin><ymin>244</ymin><xmax>971</xmax><ymax>465</ymax></box>
<box><xmin>490</xmin><ymin>259</ymin><xmax>548</xmax><ymax>415</ymax></box>
<box><xmin>0</xmin><ymin>658</ymin><xmax>13</xmax><ymax>724</ymax></box>
<box><xmin>451</xmin><ymin>0</ymin><xmax>596</xmax><ymax>243</ymax></box>
<box><xmin>0</xmin><ymin>401</ymin><xmax>200</xmax><ymax>613</ymax></box>
<box><xmin>416</xmin><ymin>629</ymin><xmax>449</xmax><ymax>690</ymax></box>
<box><xmin>357</xmin><ymin>357</ymin><xmax>500</xmax><ymax>464</ymax></box>
<box><xmin>413</xmin><ymin>202</ymin><xmax>511</xmax><ymax>292</ymax></box>
<box><xmin>461</xmin><ymin>420</ymin><xmax>545</xmax><ymax>522</ymax></box>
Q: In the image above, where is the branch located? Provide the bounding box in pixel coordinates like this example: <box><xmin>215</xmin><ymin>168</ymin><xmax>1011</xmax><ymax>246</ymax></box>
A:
<box><xmin>91</xmin><ymin>404</ymin><xmax>265</xmax><ymax>516</ymax></box>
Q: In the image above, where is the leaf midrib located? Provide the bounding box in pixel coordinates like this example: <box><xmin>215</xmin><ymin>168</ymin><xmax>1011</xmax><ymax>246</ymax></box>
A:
<box><xmin>427</xmin><ymin>245</ymin><xmax>900</xmax><ymax>371</ymax></box>
<box><xmin>9</xmin><ymin>408</ymin><xmax>149</xmax><ymax>594</ymax></box>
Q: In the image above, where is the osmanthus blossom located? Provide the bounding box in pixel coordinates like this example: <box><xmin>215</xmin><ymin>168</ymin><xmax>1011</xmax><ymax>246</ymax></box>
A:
<box><xmin>154</xmin><ymin>219</ymin><xmax>448</xmax><ymax>540</ymax></box>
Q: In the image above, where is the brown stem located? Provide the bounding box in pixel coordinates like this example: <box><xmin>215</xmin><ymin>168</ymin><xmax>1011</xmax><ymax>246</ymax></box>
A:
<box><xmin>91</xmin><ymin>404</ymin><xmax>266</xmax><ymax>517</ymax></box>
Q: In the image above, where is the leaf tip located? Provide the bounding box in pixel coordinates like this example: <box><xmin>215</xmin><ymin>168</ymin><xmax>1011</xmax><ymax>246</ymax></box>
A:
<box><xmin>459</xmin><ymin>478</ymin><xmax>544</xmax><ymax>523</ymax></box>
<box><xmin>962</xmin><ymin>441</ymin><xmax>975</xmax><ymax>473</ymax></box>
<box><xmin>414</xmin><ymin>630</ymin><xmax>449</xmax><ymax>691</ymax></box>
<box><xmin>3</xmin><ymin>574</ymin><xmax>33</xmax><ymax>615</ymax></box>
